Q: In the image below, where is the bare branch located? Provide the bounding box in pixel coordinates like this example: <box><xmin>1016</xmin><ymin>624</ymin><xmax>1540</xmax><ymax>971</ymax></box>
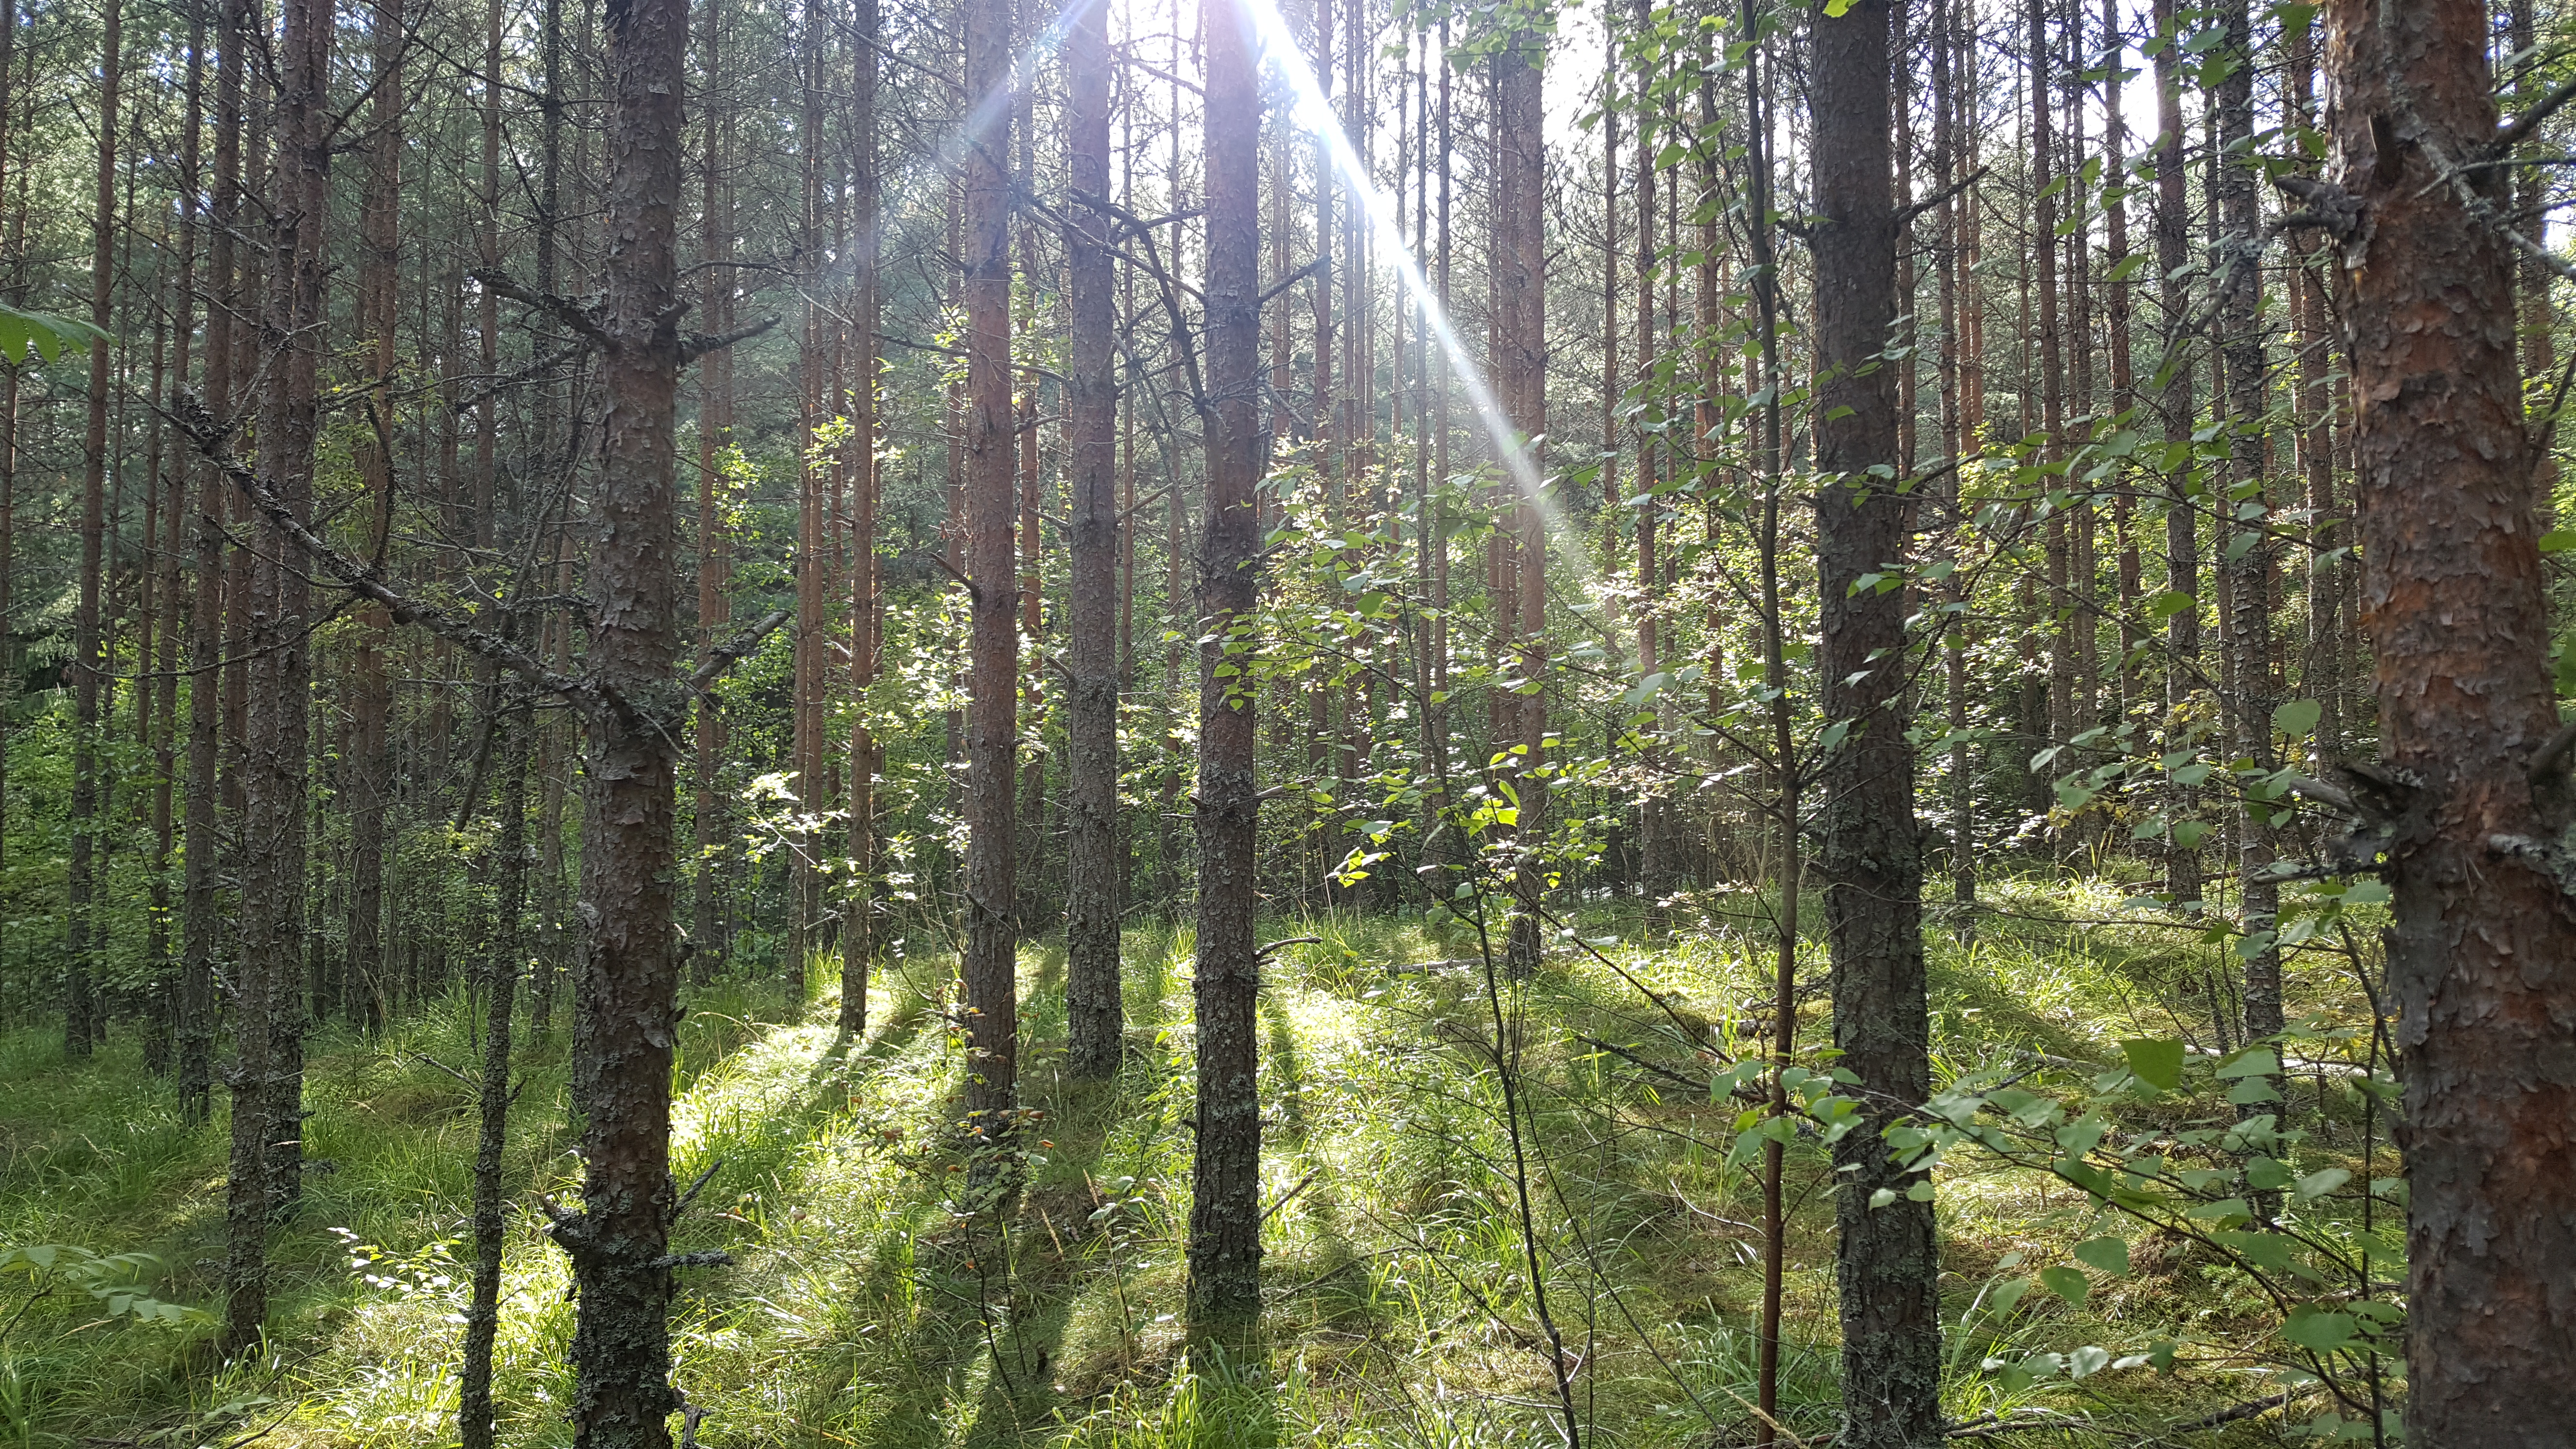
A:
<box><xmin>1256</xmin><ymin>258</ymin><xmax>1321</xmax><ymax>308</ymax></box>
<box><xmin>475</xmin><ymin>270</ymin><xmax>612</xmax><ymax>349</ymax></box>
<box><xmin>2496</xmin><ymin>70</ymin><xmax>2576</xmax><ymax>153</ymax></box>
<box><xmin>452</xmin><ymin>343</ymin><xmax>587</xmax><ymax>416</ymax></box>
<box><xmin>690</xmin><ymin>608</ymin><xmax>793</xmax><ymax>695</ymax></box>
<box><xmin>1896</xmin><ymin>164</ymin><xmax>1989</xmax><ymax>228</ymax></box>
<box><xmin>2531</xmin><ymin>717</ymin><xmax>2576</xmax><ymax>782</ymax></box>
<box><xmin>681</xmin><ymin>315</ymin><xmax>781</xmax><ymax>365</ymax></box>
<box><xmin>168</xmin><ymin>388</ymin><xmax>594</xmax><ymax>712</ymax></box>
<box><xmin>2279</xmin><ymin>772</ymin><xmax>2360</xmax><ymax>814</ymax></box>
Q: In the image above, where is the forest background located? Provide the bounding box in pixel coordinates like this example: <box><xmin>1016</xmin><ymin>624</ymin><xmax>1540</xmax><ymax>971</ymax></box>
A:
<box><xmin>0</xmin><ymin>0</ymin><xmax>2561</xmax><ymax>1443</ymax></box>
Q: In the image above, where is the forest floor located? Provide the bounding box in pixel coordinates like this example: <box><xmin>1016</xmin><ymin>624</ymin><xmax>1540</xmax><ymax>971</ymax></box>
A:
<box><xmin>0</xmin><ymin>882</ymin><xmax>2355</xmax><ymax>1447</ymax></box>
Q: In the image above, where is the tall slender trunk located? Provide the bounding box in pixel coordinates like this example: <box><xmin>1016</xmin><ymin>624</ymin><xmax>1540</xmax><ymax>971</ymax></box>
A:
<box><xmin>2287</xmin><ymin>25</ymin><xmax>2336</xmax><ymax>758</ymax></box>
<box><xmin>693</xmin><ymin>0</ymin><xmax>731</xmax><ymax>984</ymax></box>
<box><xmin>2102</xmin><ymin>0</ymin><xmax>2139</xmax><ymax>714</ymax></box>
<box><xmin>842</xmin><ymin>0</ymin><xmax>881</xmax><ymax>1037</ymax></box>
<box><xmin>962</xmin><ymin>0</ymin><xmax>1019</xmax><ymax>1125</ymax></box>
<box><xmin>1188</xmin><ymin>0</ymin><xmax>1263</xmax><ymax>1333</ymax></box>
<box><xmin>349</xmin><ymin>0</ymin><xmax>402</xmax><ymax>1037</ymax></box>
<box><xmin>1064</xmin><ymin>0</ymin><xmax>1122</xmax><ymax>1079</ymax></box>
<box><xmin>790</xmin><ymin>0</ymin><xmax>825</xmax><ymax>1001</ymax></box>
<box><xmin>185</xmin><ymin>0</ymin><xmax>246</xmax><ymax>1124</ymax></box>
<box><xmin>68</xmin><ymin>0</ymin><xmax>122</xmax><ymax>1059</ymax></box>
<box><xmin>2320</xmin><ymin>2</ymin><xmax>2576</xmax><ymax>1438</ymax></box>
<box><xmin>1814</xmin><ymin>3</ymin><xmax>1939</xmax><ymax>1443</ymax></box>
<box><xmin>1743</xmin><ymin>14</ymin><xmax>1795</xmax><ymax>1441</ymax></box>
<box><xmin>144</xmin><ymin>173</ymin><xmax>181</xmax><ymax>1073</ymax></box>
<box><xmin>552</xmin><ymin>0</ymin><xmax>695</xmax><ymax>1433</ymax></box>
<box><xmin>2029</xmin><ymin>0</ymin><xmax>2071</xmax><ymax>773</ymax></box>
<box><xmin>2150</xmin><ymin>0</ymin><xmax>2202</xmax><ymax>909</ymax></box>
<box><xmin>1496</xmin><ymin>22</ymin><xmax>1547</xmax><ymax>979</ymax></box>
<box><xmin>1632</xmin><ymin>0</ymin><xmax>1666</xmax><ymax>927</ymax></box>
<box><xmin>460</xmin><ymin>694</ymin><xmax>529</xmax><ymax>1449</ymax></box>
<box><xmin>227</xmin><ymin>0</ymin><xmax>332</xmax><ymax>1349</ymax></box>
<box><xmin>1933</xmin><ymin>0</ymin><xmax>1973</xmax><ymax>905</ymax></box>
<box><xmin>2511</xmin><ymin>0</ymin><xmax>2559</xmax><ymax>523</ymax></box>
<box><xmin>258</xmin><ymin>0</ymin><xmax>333</xmax><ymax>1220</ymax></box>
<box><xmin>2213</xmin><ymin>0</ymin><xmax>2278</xmax><ymax>1043</ymax></box>
<box><xmin>166</xmin><ymin>0</ymin><xmax>207</xmax><ymax>1095</ymax></box>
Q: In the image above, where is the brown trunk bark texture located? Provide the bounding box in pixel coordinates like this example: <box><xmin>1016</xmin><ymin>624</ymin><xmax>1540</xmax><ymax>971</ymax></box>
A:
<box><xmin>2321</xmin><ymin>2</ymin><xmax>2576</xmax><ymax>1440</ymax></box>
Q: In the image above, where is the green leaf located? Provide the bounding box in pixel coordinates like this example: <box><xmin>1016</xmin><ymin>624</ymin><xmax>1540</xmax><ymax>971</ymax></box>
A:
<box><xmin>2272</xmin><ymin>698</ymin><xmax>2323</xmax><ymax>739</ymax></box>
<box><xmin>1988</xmin><ymin>1276</ymin><xmax>2032</xmax><ymax>1314</ymax></box>
<box><xmin>2226</xmin><ymin>1075</ymin><xmax>2283</xmax><ymax>1105</ymax></box>
<box><xmin>1823</xmin><ymin>0</ymin><xmax>1857</xmax><ymax>13</ymax></box>
<box><xmin>2543</xmin><ymin>529</ymin><xmax>2576</xmax><ymax>554</ymax></box>
<box><xmin>2073</xmin><ymin>1236</ymin><xmax>2131</xmax><ymax>1276</ymax></box>
<box><xmin>2294</xmin><ymin>1167</ymin><xmax>2352</xmax><ymax>1200</ymax></box>
<box><xmin>2036</xmin><ymin>1265</ymin><xmax>2091</xmax><ymax>1304</ymax></box>
<box><xmin>2068</xmin><ymin>1344</ymin><xmax>2111</xmax><ymax>1378</ymax></box>
<box><xmin>0</xmin><ymin>303</ymin><xmax>104</xmax><ymax>364</ymax></box>
<box><xmin>2283</xmin><ymin>1304</ymin><xmax>2359</xmax><ymax>1354</ymax></box>
<box><xmin>2147</xmin><ymin>589</ymin><xmax>2197</xmax><ymax>619</ymax></box>
<box><xmin>2215</xmin><ymin>1047</ymin><xmax>2279</xmax><ymax>1079</ymax></box>
<box><xmin>2121</xmin><ymin>1038</ymin><xmax>2185</xmax><ymax>1091</ymax></box>
<box><xmin>1868</xmin><ymin>1187</ymin><xmax>1899</xmax><ymax>1209</ymax></box>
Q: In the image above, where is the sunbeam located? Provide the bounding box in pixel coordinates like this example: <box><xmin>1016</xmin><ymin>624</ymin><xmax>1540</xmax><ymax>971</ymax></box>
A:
<box><xmin>1232</xmin><ymin>0</ymin><xmax>1595</xmax><ymax>585</ymax></box>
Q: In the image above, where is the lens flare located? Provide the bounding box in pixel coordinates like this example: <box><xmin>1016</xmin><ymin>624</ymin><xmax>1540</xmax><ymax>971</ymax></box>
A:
<box><xmin>1232</xmin><ymin>0</ymin><xmax>1590</xmax><ymax>583</ymax></box>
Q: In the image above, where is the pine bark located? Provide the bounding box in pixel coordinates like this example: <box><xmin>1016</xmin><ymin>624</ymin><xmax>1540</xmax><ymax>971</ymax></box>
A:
<box><xmin>348</xmin><ymin>0</ymin><xmax>402</xmax><ymax>1037</ymax></box>
<box><xmin>551</xmin><ymin>0</ymin><xmax>695</xmax><ymax>1433</ymax></box>
<box><xmin>258</xmin><ymin>0</ymin><xmax>333</xmax><ymax>1221</ymax></box>
<box><xmin>841</xmin><ymin>0</ymin><xmax>881</xmax><ymax>1037</ymax></box>
<box><xmin>1063</xmin><ymin>0</ymin><xmax>1122</xmax><ymax>1079</ymax></box>
<box><xmin>1813</xmin><ymin>3</ymin><xmax>1940</xmax><ymax>1444</ymax></box>
<box><xmin>1495</xmin><ymin>18</ymin><xmax>1546</xmax><ymax>978</ymax></box>
<box><xmin>961</xmin><ymin>0</ymin><xmax>1019</xmax><ymax>1125</ymax></box>
<box><xmin>2308</xmin><ymin>0</ymin><xmax>2565</xmax><ymax>1433</ymax></box>
<box><xmin>2320</xmin><ymin>2</ymin><xmax>2576</xmax><ymax>1439</ymax></box>
<box><xmin>68</xmin><ymin>0</ymin><xmax>120</xmax><ymax>1059</ymax></box>
<box><xmin>460</xmin><ymin>695</ymin><xmax>529</xmax><ymax>1449</ymax></box>
<box><xmin>168</xmin><ymin>1</ymin><xmax>209</xmax><ymax>1100</ymax></box>
<box><xmin>694</xmin><ymin>0</ymin><xmax>732</xmax><ymax>984</ymax></box>
<box><xmin>2213</xmin><ymin>0</ymin><xmax>2279</xmax><ymax>1044</ymax></box>
<box><xmin>1187</xmin><ymin>0</ymin><xmax>1264</xmax><ymax>1333</ymax></box>
<box><xmin>2150</xmin><ymin>0</ymin><xmax>2202</xmax><ymax>908</ymax></box>
<box><xmin>185</xmin><ymin>0</ymin><xmax>249</xmax><ymax>1127</ymax></box>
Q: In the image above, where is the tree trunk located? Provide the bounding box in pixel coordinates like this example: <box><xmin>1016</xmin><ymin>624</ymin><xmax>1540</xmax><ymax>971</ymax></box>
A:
<box><xmin>186</xmin><ymin>0</ymin><xmax>249</xmax><ymax>1127</ymax></box>
<box><xmin>2211</xmin><ymin>0</ymin><xmax>2280</xmax><ymax>1052</ymax></box>
<box><xmin>2321</xmin><ymin>2</ymin><xmax>2576</xmax><ymax>1440</ymax></box>
<box><xmin>68</xmin><ymin>0</ymin><xmax>121</xmax><ymax>1060</ymax></box>
<box><xmin>551</xmin><ymin>0</ymin><xmax>694</xmax><ymax>1434</ymax></box>
<box><xmin>1812</xmin><ymin>3</ymin><xmax>1940</xmax><ymax>1444</ymax></box>
<box><xmin>1507</xmin><ymin>27</ymin><xmax>1547</xmax><ymax>979</ymax></box>
<box><xmin>842</xmin><ymin>0</ymin><xmax>881</xmax><ymax>1038</ymax></box>
<box><xmin>694</xmin><ymin>0</ymin><xmax>731</xmax><ymax>986</ymax></box>
<box><xmin>1063</xmin><ymin>0</ymin><xmax>1122</xmax><ymax>1080</ymax></box>
<box><xmin>348</xmin><ymin>0</ymin><xmax>402</xmax><ymax>1038</ymax></box>
<box><xmin>961</xmin><ymin>0</ymin><xmax>1019</xmax><ymax>1127</ymax></box>
<box><xmin>172</xmin><ymin>0</ymin><xmax>216</xmax><ymax>1113</ymax></box>
<box><xmin>258</xmin><ymin>0</ymin><xmax>333</xmax><ymax>1223</ymax></box>
<box><xmin>1932</xmin><ymin>0</ymin><xmax>1973</xmax><ymax>905</ymax></box>
<box><xmin>460</xmin><ymin>694</ymin><xmax>529</xmax><ymax>1449</ymax></box>
<box><xmin>1187</xmin><ymin>0</ymin><xmax>1263</xmax><ymax>1334</ymax></box>
<box><xmin>2150</xmin><ymin>0</ymin><xmax>2202</xmax><ymax>909</ymax></box>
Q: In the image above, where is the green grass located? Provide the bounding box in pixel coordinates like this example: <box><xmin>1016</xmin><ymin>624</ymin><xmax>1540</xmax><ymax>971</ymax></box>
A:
<box><xmin>0</xmin><ymin>888</ymin><xmax>2349</xmax><ymax>1447</ymax></box>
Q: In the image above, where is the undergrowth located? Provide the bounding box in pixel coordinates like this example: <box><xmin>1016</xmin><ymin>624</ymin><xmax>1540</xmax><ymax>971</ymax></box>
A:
<box><xmin>0</xmin><ymin>882</ymin><xmax>2350</xmax><ymax>1446</ymax></box>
